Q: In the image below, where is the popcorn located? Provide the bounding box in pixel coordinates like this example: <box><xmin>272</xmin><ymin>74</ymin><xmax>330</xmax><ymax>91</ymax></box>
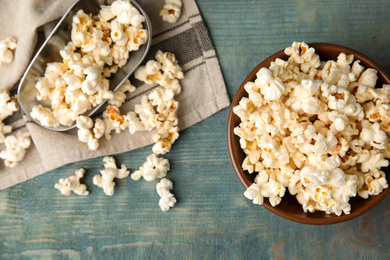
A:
<box><xmin>135</xmin><ymin>60</ymin><xmax>163</xmax><ymax>85</ymax></box>
<box><xmin>235</xmin><ymin>42</ymin><xmax>390</xmax><ymax>216</ymax></box>
<box><xmin>152</xmin><ymin>121</ymin><xmax>179</xmax><ymax>155</ymax></box>
<box><xmin>0</xmin><ymin>89</ymin><xmax>19</xmax><ymax>122</ymax></box>
<box><xmin>135</xmin><ymin>50</ymin><xmax>183</xmax><ymax>91</ymax></box>
<box><xmin>76</xmin><ymin>116</ymin><xmax>100</xmax><ymax>150</ymax></box>
<box><xmin>156</xmin><ymin>178</ymin><xmax>177</xmax><ymax>211</ymax></box>
<box><xmin>93</xmin><ymin>156</ymin><xmax>130</xmax><ymax>196</ymax></box>
<box><xmin>0</xmin><ymin>130</ymin><xmax>31</xmax><ymax>168</ymax></box>
<box><xmin>155</xmin><ymin>50</ymin><xmax>184</xmax><ymax>80</ymax></box>
<box><xmin>0</xmin><ymin>36</ymin><xmax>17</xmax><ymax>66</ymax></box>
<box><xmin>31</xmin><ymin>0</ymin><xmax>148</xmax><ymax>128</ymax></box>
<box><xmin>126</xmin><ymin>26</ymin><xmax>148</xmax><ymax>51</ymax></box>
<box><xmin>360</xmin><ymin>121</ymin><xmax>388</xmax><ymax>149</ymax></box>
<box><xmin>108</xmin><ymin>79</ymin><xmax>135</xmax><ymax>107</ymax></box>
<box><xmin>0</xmin><ymin>122</ymin><xmax>12</xmax><ymax>144</ymax></box>
<box><xmin>104</xmin><ymin>105</ymin><xmax>129</xmax><ymax>136</ymax></box>
<box><xmin>30</xmin><ymin>105</ymin><xmax>59</xmax><ymax>128</ymax></box>
<box><xmin>359</xmin><ymin>150</ymin><xmax>389</xmax><ymax>173</ymax></box>
<box><xmin>256</xmin><ymin>68</ymin><xmax>286</xmax><ymax>101</ymax></box>
<box><xmin>134</xmin><ymin>95</ymin><xmax>158</xmax><ymax>131</ymax></box>
<box><xmin>244</xmin><ymin>170</ymin><xmax>286</xmax><ymax>207</ymax></box>
<box><xmin>160</xmin><ymin>0</ymin><xmax>182</xmax><ymax>24</ymax></box>
<box><xmin>284</xmin><ymin>41</ymin><xmax>320</xmax><ymax>71</ymax></box>
<box><xmin>358</xmin><ymin>68</ymin><xmax>378</xmax><ymax>88</ymax></box>
<box><xmin>131</xmin><ymin>154</ymin><xmax>170</xmax><ymax>181</ymax></box>
<box><xmin>54</xmin><ymin>168</ymin><xmax>89</xmax><ymax>196</ymax></box>
<box><xmin>358</xmin><ymin>171</ymin><xmax>388</xmax><ymax>198</ymax></box>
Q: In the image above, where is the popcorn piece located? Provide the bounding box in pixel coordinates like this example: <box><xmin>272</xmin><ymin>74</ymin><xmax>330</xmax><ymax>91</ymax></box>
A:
<box><xmin>104</xmin><ymin>105</ymin><xmax>129</xmax><ymax>136</ymax></box>
<box><xmin>244</xmin><ymin>183</ymin><xmax>263</xmax><ymax>205</ymax></box>
<box><xmin>360</xmin><ymin>121</ymin><xmax>388</xmax><ymax>149</ymax></box>
<box><xmin>152</xmin><ymin>121</ymin><xmax>179</xmax><ymax>155</ymax></box>
<box><xmin>358</xmin><ymin>68</ymin><xmax>378</xmax><ymax>88</ymax></box>
<box><xmin>108</xmin><ymin>79</ymin><xmax>136</xmax><ymax>107</ymax></box>
<box><xmin>0</xmin><ymin>36</ymin><xmax>17</xmax><ymax>66</ymax></box>
<box><xmin>131</xmin><ymin>154</ymin><xmax>170</xmax><ymax>181</ymax></box>
<box><xmin>256</xmin><ymin>68</ymin><xmax>286</xmax><ymax>101</ymax></box>
<box><xmin>126</xmin><ymin>111</ymin><xmax>145</xmax><ymax>134</ymax></box>
<box><xmin>126</xmin><ymin>26</ymin><xmax>148</xmax><ymax>51</ymax></box>
<box><xmin>98</xmin><ymin>5</ymin><xmax>115</xmax><ymax>22</ymax></box>
<box><xmin>30</xmin><ymin>105</ymin><xmax>59</xmax><ymax>128</ymax></box>
<box><xmin>0</xmin><ymin>122</ymin><xmax>12</xmax><ymax>144</ymax></box>
<box><xmin>54</xmin><ymin>168</ymin><xmax>89</xmax><ymax>196</ymax></box>
<box><xmin>160</xmin><ymin>0</ymin><xmax>182</xmax><ymax>24</ymax></box>
<box><xmin>135</xmin><ymin>60</ymin><xmax>163</xmax><ymax>85</ymax></box>
<box><xmin>155</xmin><ymin>50</ymin><xmax>184</xmax><ymax>80</ymax></box>
<box><xmin>93</xmin><ymin>156</ymin><xmax>130</xmax><ymax>196</ymax></box>
<box><xmin>135</xmin><ymin>50</ymin><xmax>184</xmax><ymax>92</ymax></box>
<box><xmin>358</xmin><ymin>170</ymin><xmax>388</xmax><ymax>198</ymax></box>
<box><xmin>0</xmin><ymin>130</ymin><xmax>31</xmax><ymax>168</ymax></box>
<box><xmin>244</xmin><ymin>170</ymin><xmax>286</xmax><ymax>207</ymax></box>
<box><xmin>284</xmin><ymin>41</ymin><xmax>320</xmax><ymax>71</ymax></box>
<box><xmin>76</xmin><ymin>116</ymin><xmax>100</xmax><ymax>150</ymax></box>
<box><xmin>0</xmin><ymin>89</ymin><xmax>19</xmax><ymax>121</ymax></box>
<box><xmin>0</xmin><ymin>90</ymin><xmax>19</xmax><ymax>144</ymax></box>
<box><xmin>134</xmin><ymin>96</ymin><xmax>157</xmax><ymax>131</ymax></box>
<box><xmin>359</xmin><ymin>150</ymin><xmax>389</xmax><ymax>173</ymax></box>
<box><xmin>156</xmin><ymin>178</ymin><xmax>177</xmax><ymax>211</ymax></box>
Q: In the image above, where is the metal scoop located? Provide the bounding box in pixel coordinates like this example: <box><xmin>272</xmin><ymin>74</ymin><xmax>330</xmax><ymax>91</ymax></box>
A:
<box><xmin>17</xmin><ymin>0</ymin><xmax>152</xmax><ymax>131</ymax></box>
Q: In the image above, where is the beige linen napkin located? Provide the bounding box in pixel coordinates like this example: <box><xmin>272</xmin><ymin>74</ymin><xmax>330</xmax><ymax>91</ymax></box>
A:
<box><xmin>0</xmin><ymin>0</ymin><xmax>230</xmax><ymax>190</ymax></box>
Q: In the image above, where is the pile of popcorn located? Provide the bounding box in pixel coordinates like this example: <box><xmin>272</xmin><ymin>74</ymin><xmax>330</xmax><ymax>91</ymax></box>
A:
<box><xmin>0</xmin><ymin>89</ymin><xmax>31</xmax><ymax>168</ymax></box>
<box><xmin>56</xmin><ymin>48</ymin><xmax>183</xmax><ymax>212</ymax></box>
<box><xmin>30</xmin><ymin>0</ymin><xmax>148</xmax><ymax>128</ymax></box>
<box><xmin>160</xmin><ymin>0</ymin><xmax>182</xmax><ymax>24</ymax></box>
<box><xmin>234</xmin><ymin>42</ymin><xmax>389</xmax><ymax>216</ymax></box>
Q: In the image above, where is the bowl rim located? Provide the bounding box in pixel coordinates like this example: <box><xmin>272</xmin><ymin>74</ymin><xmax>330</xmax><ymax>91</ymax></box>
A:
<box><xmin>227</xmin><ymin>42</ymin><xmax>390</xmax><ymax>225</ymax></box>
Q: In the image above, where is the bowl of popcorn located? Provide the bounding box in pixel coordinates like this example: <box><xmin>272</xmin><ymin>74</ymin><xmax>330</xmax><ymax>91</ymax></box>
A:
<box><xmin>227</xmin><ymin>42</ymin><xmax>390</xmax><ymax>224</ymax></box>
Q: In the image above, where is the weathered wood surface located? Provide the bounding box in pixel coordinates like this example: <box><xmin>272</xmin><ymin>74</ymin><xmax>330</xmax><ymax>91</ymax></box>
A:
<box><xmin>1</xmin><ymin>0</ymin><xmax>390</xmax><ymax>259</ymax></box>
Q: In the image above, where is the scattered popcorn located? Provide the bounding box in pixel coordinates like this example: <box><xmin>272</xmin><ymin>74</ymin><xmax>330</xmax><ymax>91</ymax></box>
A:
<box><xmin>54</xmin><ymin>168</ymin><xmax>89</xmax><ymax>196</ymax></box>
<box><xmin>156</xmin><ymin>178</ymin><xmax>176</xmax><ymax>211</ymax></box>
<box><xmin>160</xmin><ymin>0</ymin><xmax>182</xmax><ymax>24</ymax></box>
<box><xmin>0</xmin><ymin>36</ymin><xmax>17</xmax><ymax>66</ymax></box>
<box><xmin>0</xmin><ymin>130</ymin><xmax>31</xmax><ymax>168</ymax></box>
<box><xmin>93</xmin><ymin>156</ymin><xmax>130</xmax><ymax>196</ymax></box>
<box><xmin>235</xmin><ymin>41</ymin><xmax>390</xmax><ymax>216</ymax></box>
<box><xmin>30</xmin><ymin>0</ymin><xmax>148</xmax><ymax>128</ymax></box>
<box><xmin>131</xmin><ymin>154</ymin><xmax>170</xmax><ymax>181</ymax></box>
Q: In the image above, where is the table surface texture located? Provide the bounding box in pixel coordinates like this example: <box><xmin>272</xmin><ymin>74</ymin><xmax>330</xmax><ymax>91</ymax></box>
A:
<box><xmin>1</xmin><ymin>0</ymin><xmax>390</xmax><ymax>259</ymax></box>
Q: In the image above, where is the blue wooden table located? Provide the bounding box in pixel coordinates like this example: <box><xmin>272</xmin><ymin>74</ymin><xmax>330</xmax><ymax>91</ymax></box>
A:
<box><xmin>1</xmin><ymin>0</ymin><xmax>390</xmax><ymax>259</ymax></box>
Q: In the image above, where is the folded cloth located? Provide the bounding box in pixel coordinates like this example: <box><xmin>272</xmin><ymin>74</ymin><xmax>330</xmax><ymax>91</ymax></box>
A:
<box><xmin>0</xmin><ymin>0</ymin><xmax>230</xmax><ymax>190</ymax></box>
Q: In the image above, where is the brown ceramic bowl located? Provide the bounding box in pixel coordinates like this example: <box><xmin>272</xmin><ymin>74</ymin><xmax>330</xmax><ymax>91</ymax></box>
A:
<box><xmin>227</xmin><ymin>43</ymin><xmax>390</xmax><ymax>225</ymax></box>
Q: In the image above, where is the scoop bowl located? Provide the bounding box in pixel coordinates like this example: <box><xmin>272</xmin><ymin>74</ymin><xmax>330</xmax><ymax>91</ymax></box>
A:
<box><xmin>17</xmin><ymin>0</ymin><xmax>152</xmax><ymax>131</ymax></box>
